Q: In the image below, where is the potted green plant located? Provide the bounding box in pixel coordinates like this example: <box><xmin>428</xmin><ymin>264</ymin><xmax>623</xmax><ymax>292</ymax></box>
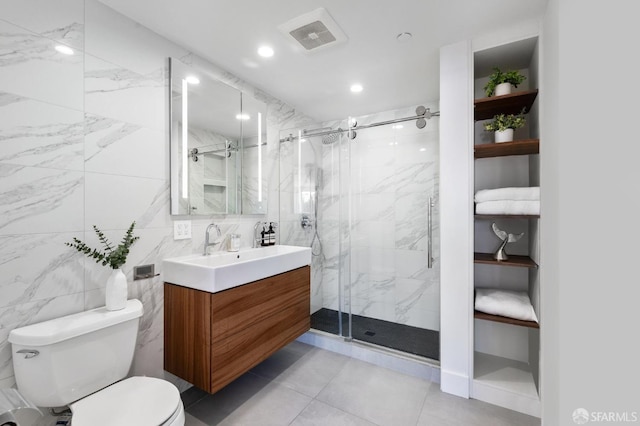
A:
<box><xmin>484</xmin><ymin>67</ymin><xmax>526</xmax><ymax>97</ymax></box>
<box><xmin>484</xmin><ymin>109</ymin><xmax>526</xmax><ymax>143</ymax></box>
<box><xmin>66</xmin><ymin>221</ymin><xmax>139</xmax><ymax>311</ymax></box>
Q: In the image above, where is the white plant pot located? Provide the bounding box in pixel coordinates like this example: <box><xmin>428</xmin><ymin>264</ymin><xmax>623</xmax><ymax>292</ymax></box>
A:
<box><xmin>494</xmin><ymin>82</ymin><xmax>512</xmax><ymax>96</ymax></box>
<box><xmin>494</xmin><ymin>129</ymin><xmax>514</xmax><ymax>143</ymax></box>
<box><xmin>106</xmin><ymin>268</ymin><xmax>128</xmax><ymax>311</ymax></box>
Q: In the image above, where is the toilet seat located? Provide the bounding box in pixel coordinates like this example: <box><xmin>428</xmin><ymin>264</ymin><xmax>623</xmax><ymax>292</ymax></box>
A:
<box><xmin>70</xmin><ymin>376</ymin><xmax>184</xmax><ymax>426</ymax></box>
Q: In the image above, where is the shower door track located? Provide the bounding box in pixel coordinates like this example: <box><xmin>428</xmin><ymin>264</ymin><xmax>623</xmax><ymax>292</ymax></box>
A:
<box><xmin>279</xmin><ymin>107</ymin><xmax>440</xmax><ymax>142</ymax></box>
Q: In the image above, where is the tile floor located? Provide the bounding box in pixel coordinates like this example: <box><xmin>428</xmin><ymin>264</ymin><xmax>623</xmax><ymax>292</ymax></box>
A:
<box><xmin>182</xmin><ymin>341</ymin><xmax>540</xmax><ymax>426</ymax></box>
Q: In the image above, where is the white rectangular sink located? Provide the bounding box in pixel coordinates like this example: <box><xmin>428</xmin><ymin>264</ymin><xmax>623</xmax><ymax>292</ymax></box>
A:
<box><xmin>162</xmin><ymin>245</ymin><xmax>312</xmax><ymax>293</ymax></box>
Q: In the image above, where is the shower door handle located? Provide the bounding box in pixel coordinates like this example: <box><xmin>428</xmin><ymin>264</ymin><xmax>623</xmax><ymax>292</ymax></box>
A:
<box><xmin>427</xmin><ymin>196</ymin><xmax>434</xmax><ymax>268</ymax></box>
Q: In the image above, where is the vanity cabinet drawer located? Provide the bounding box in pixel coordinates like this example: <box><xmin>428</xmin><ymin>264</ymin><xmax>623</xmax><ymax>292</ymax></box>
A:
<box><xmin>211</xmin><ymin>302</ymin><xmax>309</xmax><ymax>392</ymax></box>
<box><xmin>211</xmin><ymin>266</ymin><xmax>310</xmax><ymax>343</ymax></box>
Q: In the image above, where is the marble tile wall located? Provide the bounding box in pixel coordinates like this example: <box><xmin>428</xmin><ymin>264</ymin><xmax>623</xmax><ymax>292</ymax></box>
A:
<box><xmin>0</xmin><ymin>0</ymin><xmax>315</xmax><ymax>391</ymax></box>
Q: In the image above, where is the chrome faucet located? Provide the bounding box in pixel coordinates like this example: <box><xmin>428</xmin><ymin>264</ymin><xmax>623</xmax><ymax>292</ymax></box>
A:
<box><xmin>203</xmin><ymin>223</ymin><xmax>222</xmax><ymax>255</ymax></box>
<box><xmin>253</xmin><ymin>221</ymin><xmax>266</xmax><ymax>248</ymax></box>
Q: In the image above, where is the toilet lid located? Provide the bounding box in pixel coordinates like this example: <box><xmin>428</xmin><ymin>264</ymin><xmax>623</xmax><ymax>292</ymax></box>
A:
<box><xmin>70</xmin><ymin>376</ymin><xmax>180</xmax><ymax>426</ymax></box>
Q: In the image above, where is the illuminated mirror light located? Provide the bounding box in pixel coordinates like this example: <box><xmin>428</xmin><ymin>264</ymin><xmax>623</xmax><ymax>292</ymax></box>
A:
<box><xmin>297</xmin><ymin>130</ymin><xmax>302</xmax><ymax>213</ymax></box>
<box><xmin>258</xmin><ymin>112</ymin><xmax>263</xmax><ymax>202</ymax></box>
<box><xmin>55</xmin><ymin>45</ymin><xmax>74</xmax><ymax>55</ymax></box>
<box><xmin>181</xmin><ymin>79</ymin><xmax>189</xmax><ymax>199</ymax></box>
<box><xmin>257</xmin><ymin>46</ymin><xmax>274</xmax><ymax>58</ymax></box>
<box><xmin>236</xmin><ymin>113</ymin><xmax>250</xmax><ymax>120</ymax></box>
<box><xmin>350</xmin><ymin>83</ymin><xmax>363</xmax><ymax>93</ymax></box>
<box><xmin>185</xmin><ymin>75</ymin><xmax>200</xmax><ymax>85</ymax></box>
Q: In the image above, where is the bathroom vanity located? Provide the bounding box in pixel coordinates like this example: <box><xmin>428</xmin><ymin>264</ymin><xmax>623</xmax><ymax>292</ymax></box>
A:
<box><xmin>162</xmin><ymin>246</ymin><xmax>311</xmax><ymax>393</ymax></box>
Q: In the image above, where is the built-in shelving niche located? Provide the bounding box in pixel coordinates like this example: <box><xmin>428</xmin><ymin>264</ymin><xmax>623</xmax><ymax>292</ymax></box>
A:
<box><xmin>471</xmin><ymin>35</ymin><xmax>541</xmax><ymax>418</ymax></box>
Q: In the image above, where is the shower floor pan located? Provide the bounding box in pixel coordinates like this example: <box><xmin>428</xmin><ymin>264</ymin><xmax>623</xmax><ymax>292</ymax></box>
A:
<box><xmin>310</xmin><ymin>308</ymin><xmax>439</xmax><ymax>361</ymax></box>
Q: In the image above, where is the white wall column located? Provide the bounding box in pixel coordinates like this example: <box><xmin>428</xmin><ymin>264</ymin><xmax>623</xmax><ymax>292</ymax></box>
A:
<box><xmin>439</xmin><ymin>40</ymin><xmax>474</xmax><ymax>398</ymax></box>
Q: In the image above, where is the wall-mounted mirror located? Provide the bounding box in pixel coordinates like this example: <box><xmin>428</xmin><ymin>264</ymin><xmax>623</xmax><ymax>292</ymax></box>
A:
<box><xmin>169</xmin><ymin>57</ymin><xmax>266</xmax><ymax>215</ymax></box>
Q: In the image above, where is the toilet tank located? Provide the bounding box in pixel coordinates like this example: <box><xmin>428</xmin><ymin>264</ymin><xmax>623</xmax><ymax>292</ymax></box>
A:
<box><xmin>8</xmin><ymin>299</ymin><xmax>143</xmax><ymax>408</ymax></box>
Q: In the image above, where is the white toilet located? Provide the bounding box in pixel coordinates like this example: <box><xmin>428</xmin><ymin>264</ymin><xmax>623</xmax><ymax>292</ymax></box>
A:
<box><xmin>8</xmin><ymin>299</ymin><xmax>185</xmax><ymax>426</ymax></box>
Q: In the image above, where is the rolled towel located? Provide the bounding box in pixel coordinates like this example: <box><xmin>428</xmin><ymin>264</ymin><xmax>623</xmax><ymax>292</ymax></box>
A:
<box><xmin>474</xmin><ymin>186</ymin><xmax>540</xmax><ymax>203</ymax></box>
<box><xmin>475</xmin><ymin>200</ymin><xmax>540</xmax><ymax>215</ymax></box>
<box><xmin>475</xmin><ymin>288</ymin><xmax>538</xmax><ymax>322</ymax></box>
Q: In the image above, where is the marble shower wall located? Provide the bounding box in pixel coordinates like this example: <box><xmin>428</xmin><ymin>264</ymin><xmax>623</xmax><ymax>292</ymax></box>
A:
<box><xmin>0</xmin><ymin>0</ymin><xmax>314</xmax><ymax>390</ymax></box>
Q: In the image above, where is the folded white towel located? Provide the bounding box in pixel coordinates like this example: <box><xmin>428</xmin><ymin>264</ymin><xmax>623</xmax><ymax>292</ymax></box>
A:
<box><xmin>475</xmin><ymin>200</ymin><xmax>540</xmax><ymax>215</ymax></box>
<box><xmin>475</xmin><ymin>288</ymin><xmax>538</xmax><ymax>322</ymax></box>
<box><xmin>474</xmin><ymin>187</ymin><xmax>540</xmax><ymax>203</ymax></box>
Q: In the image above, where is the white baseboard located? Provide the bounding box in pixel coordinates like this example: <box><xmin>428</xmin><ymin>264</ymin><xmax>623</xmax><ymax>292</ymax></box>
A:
<box><xmin>440</xmin><ymin>369</ymin><xmax>470</xmax><ymax>398</ymax></box>
<box><xmin>472</xmin><ymin>379</ymin><xmax>541</xmax><ymax>418</ymax></box>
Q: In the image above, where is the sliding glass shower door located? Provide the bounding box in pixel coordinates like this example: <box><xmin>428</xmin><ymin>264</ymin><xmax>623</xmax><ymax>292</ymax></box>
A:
<box><xmin>279</xmin><ymin>103</ymin><xmax>440</xmax><ymax>361</ymax></box>
<box><xmin>341</xmin><ymin>110</ymin><xmax>440</xmax><ymax>359</ymax></box>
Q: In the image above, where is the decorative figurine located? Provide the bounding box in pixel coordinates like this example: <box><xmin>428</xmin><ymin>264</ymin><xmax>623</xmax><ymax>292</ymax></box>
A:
<box><xmin>491</xmin><ymin>222</ymin><xmax>524</xmax><ymax>261</ymax></box>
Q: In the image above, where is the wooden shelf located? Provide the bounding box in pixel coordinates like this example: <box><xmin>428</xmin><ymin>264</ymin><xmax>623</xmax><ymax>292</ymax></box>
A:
<box><xmin>474</xmin><ymin>139</ymin><xmax>539</xmax><ymax>158</ymax></box>
<box><xmin>474</xmin><ymin>90</ymin><xmax>539</xmax><ymax>121</ymax></box>
<box><xmin>474</xmin><ymin>310</ymin><xmax>539</xmax><ymax>329</ymax></box>
<box><xmin>474</xmin><ymin>252</ymin><xmax>538</xmax><ymax>268</ymax></box>
<box><xmin>475</xmin><ymin>214</ymin><xmax>539</xmax><ymax>219</ymax></box>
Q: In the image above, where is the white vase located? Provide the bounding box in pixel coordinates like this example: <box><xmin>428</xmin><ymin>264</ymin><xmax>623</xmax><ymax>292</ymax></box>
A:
<box><xmin>494</xmin><ymin>82</ymin><xmax>512</xmax><ymax>96</ymax></box>
<box><xmin>494</xmin><ymin>129</ymin><xmax>514</xmax><ymax>143</ymax></box>
<box><xmin>106</xmin><ymin>268</ymin><xmax>128</xmax><ymax>311</ymax></box>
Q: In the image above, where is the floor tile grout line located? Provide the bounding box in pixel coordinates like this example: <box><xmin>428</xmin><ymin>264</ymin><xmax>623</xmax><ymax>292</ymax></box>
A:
<box><xmin>413</xmin><ymin>381</ymin><xmax>436</xmax><ymax>426</ymax></box>
<box><xmin>304</xmin><ymin>346</ymin><xmax>352</xmax><ymax>398</ymax></box>
<box><xmin>286</xmin><ymin>397</ymin><xmax>315</xmax><ymax>426</ymax></box>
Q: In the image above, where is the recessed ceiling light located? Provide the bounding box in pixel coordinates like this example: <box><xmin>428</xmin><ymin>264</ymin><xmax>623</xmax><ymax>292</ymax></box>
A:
<box><xmin>185</xmin><ymin>75</ymin><xmax>200</xmax><ymax>85</ymax></box>
<box><xmin>396</xmin><ymin>32</ymin><xmax>413</xmax><ymax>42</ymax></box>
<box><xmin>55</xmin><ymin>45</ymin><xmax>74</xmax><ymax>55</ymax></box>
<box><xmin>258</xmin><ymin>46</ymin><xmax>274</xmax><ymax>58</ymax></box>
<box><xmin>350</xmin><ymin>84</ymin><xmax>363</xmax><ymax>93</ymax></box>
<box><xmin>236</xmin><ymin>113</ymin><xmax>250</xmax><ymax>120</ymax></box>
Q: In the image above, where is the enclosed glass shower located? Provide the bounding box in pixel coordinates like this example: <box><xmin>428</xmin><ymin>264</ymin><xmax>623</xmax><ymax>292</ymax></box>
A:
<box><xmin>279</xmin><ymin>103</ymin><xmax>440</xmax><ymax>361</ymax></box>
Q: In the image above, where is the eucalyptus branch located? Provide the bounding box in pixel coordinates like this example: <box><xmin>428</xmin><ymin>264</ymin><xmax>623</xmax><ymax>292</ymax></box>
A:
<box><xmin>65</xmin><ymin>221</ymin><xmax>139</xmax><ymax>269</ymax></box>
<box><xmin>94</xmin><ymin>225</ymin><xmax>115</xmax><ymax>253</ymax></box>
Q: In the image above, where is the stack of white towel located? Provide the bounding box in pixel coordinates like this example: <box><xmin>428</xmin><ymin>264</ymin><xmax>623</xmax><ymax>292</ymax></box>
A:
<box><xmin>474</xmin><ymin>186</ymin><xmax>540</xmax><ymax>215</ymax></box>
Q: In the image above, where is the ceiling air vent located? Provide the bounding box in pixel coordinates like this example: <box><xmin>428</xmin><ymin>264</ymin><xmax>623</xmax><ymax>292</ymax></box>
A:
<box><xmin>278</xmin><ymin>8</ymin><xmax>347</xmax><ymax>53</ymax></box>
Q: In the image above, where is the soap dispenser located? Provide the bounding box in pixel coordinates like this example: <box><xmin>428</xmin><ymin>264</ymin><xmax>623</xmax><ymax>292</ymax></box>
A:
<box><xmin>260</xmin><ymin>225</ymin><xmax>268</xmax><ymax>246</ymax></box>
<box><xmin>268</xmin><ymin>223</ymin><xmax>275</xmax><ymax>245</ymax></box>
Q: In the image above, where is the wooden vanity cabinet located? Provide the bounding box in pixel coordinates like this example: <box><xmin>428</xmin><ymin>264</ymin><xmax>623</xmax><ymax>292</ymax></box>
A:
<box><xmin>164</xmin><ymin>266</ymin><xmax>310</xmax><ymax>393</ymax></box>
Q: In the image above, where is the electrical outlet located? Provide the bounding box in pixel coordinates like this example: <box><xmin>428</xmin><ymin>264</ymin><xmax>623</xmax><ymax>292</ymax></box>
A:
<box><xmin>173</xmin><ymin>220</ymin><xmax>192</xmax><ymax>240</ymax></box>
